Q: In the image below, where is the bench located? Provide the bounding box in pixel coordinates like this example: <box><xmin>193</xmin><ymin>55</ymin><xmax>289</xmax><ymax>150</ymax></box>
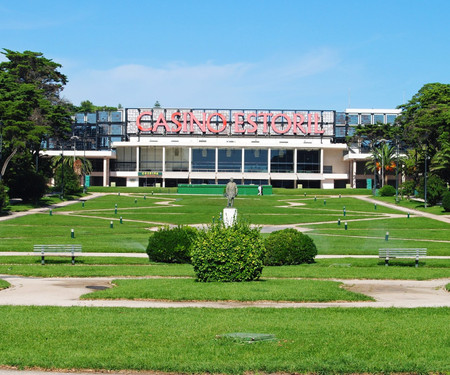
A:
<box><xmin>379</xmin><ymin>248</ymin><xmax>427</xmax><ymax>268</ymax></box>
<box><xmin>33</xmin><ymin>244</ymin><xmax>82</xmax><ymax>265</ymax></box>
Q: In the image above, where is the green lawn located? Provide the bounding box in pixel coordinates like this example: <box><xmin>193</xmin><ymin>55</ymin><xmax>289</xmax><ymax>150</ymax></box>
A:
<box><xmin>0</xmin><ymin>306</ymin><xmax>448</xmax><ymax>374</ymax></box>
<box><xmin>81</xmin><ymin>278</ymin><xmax>373</xmax><ymax>302</ymax></box>
<box><xmin>0</xmin><ymin>257</ymin><xmax>448</xmax><ymax>279</ymax></box>
<box><xmin>0</xmin><ymin>279</ymin><xmax>9</xmax><ymax>289</ymax></box>
<box><xmin>2</xmin><ymin>193</ymin><xmax>448</xmax><ymax>255</ymax></box>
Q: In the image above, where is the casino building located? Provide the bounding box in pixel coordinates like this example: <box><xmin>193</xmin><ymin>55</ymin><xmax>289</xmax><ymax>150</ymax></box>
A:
<box><xmin>42</xmin><ymin>107</ymin><xmax>401</xmax><ymax>189</ymax></box>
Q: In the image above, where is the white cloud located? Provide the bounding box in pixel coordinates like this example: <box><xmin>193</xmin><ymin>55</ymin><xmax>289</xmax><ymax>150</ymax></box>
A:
<box><xmin>63</xmin><ymin>48</ymin><xmax>342</xmax><ymax>109</ymax></box>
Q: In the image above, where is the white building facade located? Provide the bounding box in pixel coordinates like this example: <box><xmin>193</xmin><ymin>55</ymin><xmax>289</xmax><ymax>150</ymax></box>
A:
<box><xmin>42</xmin><ymin>107</ymin><xmax>401</xmax><ymax>189</ymax></box>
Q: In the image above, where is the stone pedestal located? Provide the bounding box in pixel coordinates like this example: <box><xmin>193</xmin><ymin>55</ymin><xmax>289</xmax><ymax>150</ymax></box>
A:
<box><xmin>223</xmin><ymin>208</ymin><xmax>237</xmax><ymax>227</ymax></box>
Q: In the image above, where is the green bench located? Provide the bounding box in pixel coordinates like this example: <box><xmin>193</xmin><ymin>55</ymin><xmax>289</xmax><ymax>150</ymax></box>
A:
<box><xmin>379</xmin><ymin>248</ymin><xmax>427</xmax><ymax>268</ymax></box>
<box><xmin>33</xmin><ymin>244</ymin><xmax>82</xmax><ymax>265</ymax></box>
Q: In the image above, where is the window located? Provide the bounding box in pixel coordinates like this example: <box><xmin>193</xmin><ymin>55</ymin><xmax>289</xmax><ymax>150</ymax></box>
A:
<box><xmin>192</xmin><ymin>148</ymin><xmax>215</xmax><ymax>172</ymax></box>
<box><xmin>297</xmin><ymin>150</ymin><xmax>320</xmax><ymax>173</ymax></box>
<box><xmin>165</xmin><ymin>147</ymin><xmax>189</xmax><ymax>172</ymax></box>
<box><xmin>271</xmin><ymin>149</ymin><xmax>293</xmax><ymax>173</ymax></box>
<box><xmin>218</xmin><ymin>149</ymin><xmax>241</xmax><ymax>172</ymax></box>
<box><xmin>140</xmin><ymin>147</ymin><xmax>163</xmax><ymax>171</ymax></box>
<box><xmin>244</xmin><ymin>149</ymin><xmax>268</xmax><ymax>172</ymax></box>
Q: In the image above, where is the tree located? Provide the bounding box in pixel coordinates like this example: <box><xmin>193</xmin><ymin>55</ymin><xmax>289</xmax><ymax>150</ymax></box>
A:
<box><xmin>76</xmin><ymin>100</ymin><xmax>117</xmax><ymax>112</ymax></box>
<box><xmin>0</xmin><ymin>49</ymin><xmax>72</xmax><ymax>186</ymax></box>
<box><xmin>397</xmin><ymin>83</ymin><xmax>450</xmax><ymax>183</ymax></box>
<box><xmin>365</xmin><ymin>143</ymin><xmax>396</xmax><ymax>187</ymax></box>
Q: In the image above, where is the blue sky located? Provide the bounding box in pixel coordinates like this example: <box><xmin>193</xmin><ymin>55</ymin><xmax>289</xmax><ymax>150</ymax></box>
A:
<box><xmin>1</xmin><ymin>0</ymin><xmax>449</xmax><ymax>110</ymax></box>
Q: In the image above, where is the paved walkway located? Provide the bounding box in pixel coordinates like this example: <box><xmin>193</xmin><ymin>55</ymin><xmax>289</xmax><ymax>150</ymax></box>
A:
<box><xmin>0</xmin><ymin>274</ymin><xmax>449</xmax><ymax>309</ymax></box>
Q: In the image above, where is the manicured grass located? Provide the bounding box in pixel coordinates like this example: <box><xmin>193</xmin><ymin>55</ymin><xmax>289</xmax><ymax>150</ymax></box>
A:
<box><xmin>1</xmin><ymin>194</ymin><xmax>448</xmax><ymax>255</ymax></box>
<box><xmin>0</xmin><ymin>258</ymin><xmax>448</xmax><ymax>279</ymax></box>
<box><xmin>0</xmin><ymin>306</ymin><xmax>448</xmax><ymax>373</ymax></box>
<box><xmin>0</xmin><ymin>214</ymin><xmax>150</xmax><ymax>253</ymax></box>
<box><xmin>374</xmin><ymin>195</ymin><xmax>449</xmax><ymax>215</ymax></box>
<box><xmin>0</xmin><ymin>279</ymin><xmax>9</xmax><ymax>289</ymax></box>
<box><xmin>82</xmin><ymin>278</ymin><xmax>373</xmax><ymax>302</ymax></box>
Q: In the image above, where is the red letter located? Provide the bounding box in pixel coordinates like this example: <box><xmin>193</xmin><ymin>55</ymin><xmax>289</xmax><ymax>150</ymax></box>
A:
<box><xmin>271</xmin><ymin>113</ymin><xmax>292</xmax><ymax>134</ymax></box>
<box><xmin>246</xmin><ymin>113</ymin><xmax>258</xmax><ymax>133</ymax></box>
<box><xmin>257</xmin><ymin>113</ymin><xmax>272</xmax><ymax>133</ymax></box>
<box><xmin>152</xmin><ymin>112</ymin><xmax>171</xmax><ymax>132</ymax></box>
<box><xmin>207</xmin><ymin>113</ymin><xmax>227</xmax><ymax>133</ymax></box>
<box><xmin>136</xmin><ymin>111</ymin><xmax>153</xmax><ymax>132</ymax></box>
<box><xmin>314</xmin><ymin>113</ymin><xmax>324</xmax><ymax>134</ymax></box>
<box><xmin>293</xmin><ymin>113</ymin><xmax>306</xmax><ymax>134</ymax></box>
<box><xmin>307</xmin><ymin>114</ymin><xmax>314</xmax><ymax>133</ymax></box>
<box><xmin>190</xmin><ymin>112</ymin><xmax>207</xmax><ymax>133</ymax></box>
<box><xmin>233</xmin><ymin>112</ymin><xmax>246</xmax><ymax>134</ymax></box>
<box><xmin>170</xmin><ymin>112</ymin><xmax>182</xmax><ymax>133</ymax></box>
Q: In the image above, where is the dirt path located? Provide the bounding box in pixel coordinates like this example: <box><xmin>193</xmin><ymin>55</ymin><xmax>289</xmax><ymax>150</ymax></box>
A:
<box><xmin>0</xmin><ymin>275</ymin><xmax>449</xmax><ymax>308</ymax></box>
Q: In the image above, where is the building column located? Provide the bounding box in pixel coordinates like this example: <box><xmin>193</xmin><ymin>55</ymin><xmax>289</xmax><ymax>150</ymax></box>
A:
<box><xmin>241</xmin><ymin>148</ymin><xmax>245</xmax><ymax>184</ymax></box>
<box><xmin>352</xmin><ymin>160</ymin><xmax>357</xmax><ymax>188</ymax></box>
<box><xmin>136</xmin><ymin>147</ymin><xmax>140</xmax><ymax>172</ymax></box>
<box><xmin>188</xmin><ymin>147</ymin><xmax>192</xmax><ymax>184</ymax></box>
<box><xmin>215</xmin><ymin>147</ymin><xmax>218</xmax><ymax>184</ymax></box>
<box><xmin>320</xmin><ymin>149</ymin><xmax>324</xmax><ymax>174</ymax></box>
<box><xmin>162</xmin><ymin>147</ymin><xmax>166</xmax><ymax>188</ymax></box>
<box><xmin>267</xmin><ymin>148</ymin><xmax>271</xmax><ymax>185</ymax></box>
<box><xmin>103</xmin><ymin>158</ymin><xmax>110</xmax><ymax>187</ymax></box>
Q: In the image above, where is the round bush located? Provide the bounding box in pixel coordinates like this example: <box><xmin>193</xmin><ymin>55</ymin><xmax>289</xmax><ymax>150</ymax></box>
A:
<box><xmin>146</xmin><ymin>225</ymin><xmax>198</xmax><ymax>263</ymax></box>
<box><xmin>264</xmin><ymin>228</ymin><xmax>317</xmax><ymax>266</ymax></box>
<box><xmin>378</xmin><ymin>184</ymin><xmax>396</xmax><ymax>197</ymax></box>
<box><xmin>442</xmin><ymin>191</ymin><xmax>450</xmax><ymax>212</ymax></box>
<box><xmin>191</xmin><ymin>221</ymin><xmax>265</xmax><ymax>282</ymax></box>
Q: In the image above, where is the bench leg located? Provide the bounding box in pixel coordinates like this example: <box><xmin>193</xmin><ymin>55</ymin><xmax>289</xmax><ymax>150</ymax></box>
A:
<box><xmin>385</xmin><ymin>258</ymin><xmax>389</xmax><ymax>267</ymax></box>
<box><xmin>415</xmin><ymin>257</ymin><xmax>419</xmax><ymax>268</ymax></box>
<box><xmin>41</xmin><ymin>255</ymin><xmax>45</xmax><ymax>265</ymax></box>
<box><xmin>72</xmin><ymin>255</ymin><xmax>75</xmax><ymax>265</ymax></box>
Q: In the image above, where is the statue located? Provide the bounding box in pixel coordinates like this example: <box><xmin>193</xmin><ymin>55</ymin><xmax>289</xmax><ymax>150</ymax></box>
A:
<box><xmin>225</xmin><ymin>178</ymin><xmax>238</xmax><ymax>207</ymax></box>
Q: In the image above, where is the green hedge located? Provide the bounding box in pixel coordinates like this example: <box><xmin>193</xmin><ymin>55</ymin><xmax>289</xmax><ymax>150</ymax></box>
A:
<box><xmin>191</xmin><ymin>221</ymin><xmax>265</xmax><ymax>282</ymax></box>
<box><xmin>146</xmin><ymin>225</ymin><xmax>198</xmax><ymax>263</ymax></box>
<box><xmin>264</xmin><ymin>228</ymin><xmax>317</xmax><ymax>266</ymax></box>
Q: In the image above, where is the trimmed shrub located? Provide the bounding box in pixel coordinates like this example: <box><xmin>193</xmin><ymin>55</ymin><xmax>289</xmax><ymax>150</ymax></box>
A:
<box><xmin>417</xmin><ymin>174</ymin><xmax>446</xmax><ymax>206</ymax></box>
<box><xmin>399</xmin><ymin>180</ymin><xmax>416</xmax><ymax>198</ymax></box>
<box><xmin>146</xmin><ymin>225</ymin><xmax>198</xmax><ymax>263</ymax></box>
<box><xmin>379</xmin><ymin>184</ymin><xmax>396</xmax><ymax>197</ymax></box>
<box><xmin>442</xmin><ymin>191</ymin><xmax>450</xmax><ymax>212</ymax></box>
<box><xmin>7</xmin><ymin>170</ymin><xmax>47</xmax><ymax>203</ymax></box>
<box><xmin>191</xmin><ymin>221</ymin><xmax>265</xmax><ymax>282</ymax></box>
<box><xmin>264</xmin><ymin>228</ymin><xmax>317</xmax><ymax>266</ymax></box>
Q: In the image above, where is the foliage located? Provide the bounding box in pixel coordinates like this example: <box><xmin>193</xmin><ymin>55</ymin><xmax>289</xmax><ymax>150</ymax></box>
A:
<box><xmin>7</xmin><ymin>170</ymin><xmax>47</xmax><ymax>203</ymax></box>
<box><xmin>378</xmin><ymin>184</ymin><xmax>396</xmax><ymax>197</ymax></box>
<box><xmin>54</xmin><ymin>163</ymin><xmax>82</xmax><ymax>196</ymax></box>
<box><xmin>397</xmin><ymin>83</ymin><xmax>450</xmax><ymax>183</ymax></box>
<box><xmin>191</xmin><ymin>220</ymin><xmax>265</xmax><ymax>282</ymax></box>
<box><xmin>0</xmin><ymin>49</ymin><xmax>72</xmax><ymax>185</ymax></box>
<box><xmin>399</xmin><ymin>180</ymin><xmax>416</xmax><ymax>197</ymax></box>
<box><xmin>365</xmin><ymin>143</ymin><xmax>396</xmax><ymax>187</ymax></box>
<box><xmin>52</xmin><ymin>155</ymin><xmax>93</xmax><ymax>177</ymax></box>
<box><xmin>417</xmin><ymin>174</ymin><xmax>447</xmax><ymax>206</ymax></box>
<box><xmin>0</xmin><ymin>181</ymin><xmax>8</xmax><ymax>212</ymax></box>
<box><xmin>264</xmin><ymin>228</ymin><xmax>317</xmax><ymax>266</ymax></box>
<box><xmin>75</xmin><ymin>100</ymin><xmax>117</xmax><ymax>113</ymax></box>
<box><xmin>146</xmin><ymin>225</ymin><xmax>198</xmax><ymax>263</ymax></box>
<box><xmin>441</xmin><ymin>191</ymin><xmax>450</xmax><ymax>212</ymax></box>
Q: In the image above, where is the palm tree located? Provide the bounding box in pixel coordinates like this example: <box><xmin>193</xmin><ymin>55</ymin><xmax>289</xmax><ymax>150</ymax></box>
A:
<box><xmin>52</xmin><ymin>155</ymin><xmax>93</xmax><ymax>175</ymax></box>
<box><xmin>365</xmin><ymin>143</ymin><xmax>396</xmax><ymax>187</ymax></box>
